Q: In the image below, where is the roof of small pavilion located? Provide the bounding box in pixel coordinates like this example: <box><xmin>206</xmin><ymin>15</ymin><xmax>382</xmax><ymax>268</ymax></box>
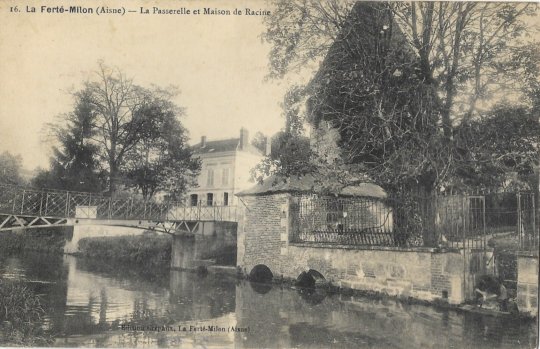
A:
<box><xmin>236</xmin><ymin>174</ymin><xmax>386</xmax><ymax>199</ymax></box>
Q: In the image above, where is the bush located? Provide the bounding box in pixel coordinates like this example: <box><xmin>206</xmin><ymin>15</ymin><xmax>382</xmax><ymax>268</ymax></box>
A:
<box><xmin>0</xmin><ymin>227</ymin><xmax>70</xmax><ymax>254</ymax></box>
<box><xmin>77</xmin><ymin>235</ymin><xmax>172</xmax><ymax>270</ymax></box>
<box><xmin>0</xmin><ymin>280</ymin><xmax>52</xmax><ymax>345</ymax></box>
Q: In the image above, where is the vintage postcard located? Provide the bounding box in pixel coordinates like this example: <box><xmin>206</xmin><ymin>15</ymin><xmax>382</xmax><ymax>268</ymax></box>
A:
<box><xmin>0</xmin><ymin>0</ymin><xmax>538</xmax><ymax>348</ymax></box>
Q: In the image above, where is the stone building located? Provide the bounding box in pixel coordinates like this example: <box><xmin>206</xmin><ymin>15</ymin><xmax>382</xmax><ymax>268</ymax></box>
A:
<box><xmin>235</xmin><ymin>177</ymin><xmax>476</xmax><ymax>305</ymax></box>
<box><xmin>186</xmin><ymin>128</ymin><xmax>268</xmax><ymax>207</ymax></box>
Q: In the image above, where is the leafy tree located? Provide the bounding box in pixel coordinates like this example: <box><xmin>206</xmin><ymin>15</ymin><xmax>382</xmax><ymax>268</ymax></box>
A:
<box><xmin>263</xmin><ymin>1</ymin><xmax>538</xmax><ymax>193</ymax></box>
<box><xmin>33</xmin><ymin>91</ymin><xmax>105</xmax><ymax>192</ymax></box>
<box><xmin>264</xmin><ymin>3</ymin><xmax>443</xmax><ymax>193</ymax></box>
<box><xmin>250</xmin><ymin>131</ymin><xmax>268</xmax><ymax>154</ymax></box>
<box><xmin>453</xmin><ymin>106</ymin><xmax>540</xmax><ymax>191</ymax></box>
<box><xmin>390</xmin><ymin>2</ymin><xmax>536</xmax><ymax>129</ymax></box>
<box><xmin>251</xmin><ymin>86</ymin><xmax>315</xmax><ymax>183</ymax></box>
<box><xmin>78</xmin><ymin>62</ymin><xmax>192</xmax><ymax>194</ymax></box>
<box><xmin>42</xmin><ymin>62</ymin><xmax>199</xmax><ymax>198</ymax></box>
<box><xmin>0</xmin><ymin>151</ymin><xmax>24</xmax><ymax>185</ymax></box>
<box><xmin>251</xmin><ymin>131</ymin><xmax>314</xmax><ymax>185</ymax></box>
<box><xmin>123</xmin><ymin>108</ymin><xmax>200</xmax><ymax>200</ymax></box>
<box><xmin>265</xmin><ymin>1</ymin><xmax>536</xmax><ymax>136</ymax></box>
<box><xmin>504</xmin><ymin>43</ymin><xmax>540</xmax><ymax>114</ymax></box>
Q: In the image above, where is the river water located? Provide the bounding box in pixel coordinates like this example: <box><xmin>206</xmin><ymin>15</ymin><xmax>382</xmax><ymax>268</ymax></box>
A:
<box><xmin>0</xmin><ymin>252</ymin><xmax>537</xmax><ymax>348</ymax></box>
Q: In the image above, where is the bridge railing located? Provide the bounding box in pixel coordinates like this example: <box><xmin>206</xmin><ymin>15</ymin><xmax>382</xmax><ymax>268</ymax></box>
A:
<box><xmin>0</xmin><ymin>184</ymin><xmax>237</xmax><ymax>222</ymax></box>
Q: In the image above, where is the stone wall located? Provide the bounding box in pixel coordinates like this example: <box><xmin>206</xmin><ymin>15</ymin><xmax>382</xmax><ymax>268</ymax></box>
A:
<box><xmin>237</xmin><ymin>192</ymin><xmax>484</xmax><ymax>304</ymax></box>
<box><xmin>516</xmin><ymin>253</ymin><xmax>538</xmax><ymax>317</ymax></box>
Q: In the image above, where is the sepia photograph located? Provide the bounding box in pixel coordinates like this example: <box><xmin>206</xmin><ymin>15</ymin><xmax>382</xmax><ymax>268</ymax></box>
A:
<box><xmin>0</xmin><ymin>0</ymin><xmax>539</xmax><ymax>348</ymax></box>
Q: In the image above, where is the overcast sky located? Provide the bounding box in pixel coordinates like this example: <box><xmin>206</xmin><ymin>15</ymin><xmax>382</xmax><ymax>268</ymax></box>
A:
<box><xmin>0</xmin><ymin>0</ymin><xmax>295</xmax><ymax>170</ymax></box>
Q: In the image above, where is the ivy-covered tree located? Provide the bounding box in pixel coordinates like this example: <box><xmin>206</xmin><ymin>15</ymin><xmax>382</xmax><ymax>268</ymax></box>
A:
<box><xmin>263</xmin><ymin>1</ymin><xmax>539</xmax><ymax>194</ymax></box>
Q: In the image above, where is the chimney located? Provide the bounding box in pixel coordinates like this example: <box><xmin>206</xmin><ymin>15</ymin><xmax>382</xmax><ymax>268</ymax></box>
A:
<box><xmin>265</xmin><ymin>136</ymin><xmax>272</xmax><ymax>156</ymax></box>
<box><xmin>239</xmin><ymin>127</ymin><xmax>249</xmax><ymax>150</ymax></box>
<box><xmin>201</xmin><ymin>136</ymin><xmax>207</xmax><ymax>148</ymax></box>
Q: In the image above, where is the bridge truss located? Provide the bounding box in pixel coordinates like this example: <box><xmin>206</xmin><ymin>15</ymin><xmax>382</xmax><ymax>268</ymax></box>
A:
<box><xmin>0</xmin><ymin>184</ymin><xmax>237</xmax><ymax>234</ymax></box>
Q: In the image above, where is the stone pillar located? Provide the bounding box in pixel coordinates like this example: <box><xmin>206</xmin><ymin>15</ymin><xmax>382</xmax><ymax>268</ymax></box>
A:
<box><xmin>516</xmin><ymin>253</ymin><xmax>538</xmax><ymax>317</ymax></box>
<box><xmin>170</xmin><ymin>235</ymin><xmax>199</xmax><ymax>269</ymax></box>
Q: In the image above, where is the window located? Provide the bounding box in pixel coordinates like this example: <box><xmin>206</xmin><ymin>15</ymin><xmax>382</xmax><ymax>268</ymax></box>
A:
<box><xmin>190</xmin><ymin>194</ymin><xmax>198</xmax><ymax>207</ymax></box>
<box><xmin>222</xmin><ymin>168</ymin><xmax>229</xmax><ymax>186</ymax></box>
<box><xmin>206</xmin><ymin>193</ymin><xmax>214</xmax><ymax>206</ymax></box>
<box><xmin>207</xmin><ymin>169</ymin><xmax>214</xmax><ymax>187</ymax></box>
<box><xmin>223</xmin><ymin>192</ymin><xmax>229</xmax><ymax>206</ymax></box>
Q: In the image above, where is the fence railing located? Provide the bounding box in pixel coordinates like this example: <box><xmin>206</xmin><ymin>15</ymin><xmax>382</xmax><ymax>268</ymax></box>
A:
<box><xmin>0</xmin><ymin>184</ymin><xmax>237</xmax><ymax>222</ymax></box>
<box><xmin>290</xmin><ymin>192</ymin><xmax>539</xmax><ymax>250</ymax></box>
<box><xmin>290</xmin><ymin>196</ymin><xmax>396</xmax><ymax>246</ymax></box>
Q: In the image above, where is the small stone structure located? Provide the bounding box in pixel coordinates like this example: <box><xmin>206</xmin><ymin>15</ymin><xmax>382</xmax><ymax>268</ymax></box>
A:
<box><xmin>516</xmin><ymin>252</ymin><xmax>538</xmax><ymax>317</ymax></box>
<box><xmin>170</xmin><ymin>221</ymin><xmax>237</xmax><ymax>269</ymax></box>
<box><xmin>236</xmin><ymin>178</ymin><xmax>489</xmax><ymax>305</ymax></box>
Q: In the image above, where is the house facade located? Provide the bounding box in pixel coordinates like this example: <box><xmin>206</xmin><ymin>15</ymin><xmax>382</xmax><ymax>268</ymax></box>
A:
<box><xmin>186</xmin><ymin>128</ymin><xmax>268</xmax><ymax>207</ymax></box>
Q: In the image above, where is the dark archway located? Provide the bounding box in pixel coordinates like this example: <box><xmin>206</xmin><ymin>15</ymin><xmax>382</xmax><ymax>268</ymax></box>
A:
<box><xmin>249</xmin><ymin>264</ymin><xmax>273</xmax><ymax>283</ymax></box>
<box><xmin>296</xmin><ymin>269</ymin><xmax>326</xmax><ymax>289</ymax></box>
<box><xmin>250</xmin><ymin>281</ymin><xmax>273</xmax><ymax>295</ymax></box>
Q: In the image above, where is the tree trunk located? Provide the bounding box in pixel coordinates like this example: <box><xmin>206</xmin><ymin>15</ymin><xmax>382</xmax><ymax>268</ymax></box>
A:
<box><xmin>109</xmin><ymin>161</ymin><xmax>118</xmax><ymax>195</ymax></box>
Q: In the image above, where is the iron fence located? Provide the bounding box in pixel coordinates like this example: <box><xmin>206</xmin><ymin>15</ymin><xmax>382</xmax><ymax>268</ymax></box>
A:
<box><xmin>290</xmin><ymin>196</ymin><xmax>395</xmax><ymax>246</ymax></box>
<box><xmin>290</xmin><ymin>192</ymin><xmax>539</xmax><ymax>250</ymax></box>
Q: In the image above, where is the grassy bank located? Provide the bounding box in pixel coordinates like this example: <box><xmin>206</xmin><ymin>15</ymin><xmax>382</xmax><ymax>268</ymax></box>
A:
<box><xmin>77</xmin><ymin>234</ymin><xmax>172</xmax><ymax>270</ymax></box>
<box><xmin>0</xmin><ymin>279</ymin><xmax>52</xmax><ymax>345</ymax></box>
<box><xmin>0</xmin><ymin>227</ymin><xmax>69</xmax><ymax>254</ymax></box>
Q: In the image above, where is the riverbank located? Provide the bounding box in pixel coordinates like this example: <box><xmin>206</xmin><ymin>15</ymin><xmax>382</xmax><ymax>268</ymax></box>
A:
<box><xmin>0</xmin><ymin>279</ymin><xmax>52</xmax><ymax>346</ymax></box>
<box><xmin>76</xmin><ymin>234</ymin><xmax>172</xmax><ymax>271</ymax></box>
<box><xmin>0</xmin><ymin>249</ymin><xmax>536</xmax><ymax>348</ymax></box>
<box><xmin>0</xmin><ymin>227</ymin><xmax>71</xmax><ymax>254</ymax></box>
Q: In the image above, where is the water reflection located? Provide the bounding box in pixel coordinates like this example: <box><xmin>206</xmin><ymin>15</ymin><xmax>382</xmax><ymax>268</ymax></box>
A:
<box><xmin>0</xmin><ymin>252</ymin><xmax>537</xmax><ymax>348</ymax></box>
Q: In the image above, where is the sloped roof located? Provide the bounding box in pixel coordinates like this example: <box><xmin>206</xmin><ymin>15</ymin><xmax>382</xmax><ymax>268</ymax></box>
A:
<box><xmin>192</xmin><ymin>138</ymin><xmax>263</xmax><ymax>156</ymax></box>
<box><xmin>236</xmin><ymin>174</ymin><xmax>386</xmax><ymax>199</ymax></box>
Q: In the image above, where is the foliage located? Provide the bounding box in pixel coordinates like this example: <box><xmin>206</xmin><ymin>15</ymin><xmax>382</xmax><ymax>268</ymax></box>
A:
<box><xmin>0</xmin><ymin>151</ymin><xmax>24</xmax><ymax>185</ymax></box>
<box><xmin>390</xmin><ymin>2</ymin><xmax>537</xmax><ymax>129</ymax></box>
<box><xmin>504</xmin><ymin>43</ymin><xmax>540</xmax><ymax>113</ymax></box>
<box><xmin>32</xmin><ymin>91</ymin><xmax>106</xmax><ymax>192</ymax></box>
<box><xmin>265</xmin><ymin>1</ymin><xmax>536</xmax><ymax>130</ymax></box>
<box><xmin>0</xmin><ymin>228</ymin><xmax>69</xmax><ymax>254</ymax></box>
<box><xmin>40</xmin><ymin>61</ymin><xmax>199</xmax><ymax>198</ymax></box>
<box><xmin>250</xmin><ymin>131</ymin><xmax>268</xmax><ymax>154</ymax></box>
<box><xmin>251</xmin><ymin>86</ymin><xmax>316</xmax><ymax>183</ymax></box>
<box><xmin>0</xmin><ymin>280</ymin><xmax>52</xmax><ymax>345</ymax></box>
<box><xmin>77</xmin><ymin>235</ymin><xmax>172</xmax><ymax>270</ymax></box>
<box><xmin>122</xmin><ymin>103</ymin><xmax>200</xmax><ymax>200</ymax></box>
<box><xmin>453</xmin><ymin>106</ymin><xmax>540</xmax><ymax>191</ymax></box>
<box><xmin>251</xmin><ymin>131</ymin><xmax>314</xmax><ymax>184</ymax></box>
<box><xmin>262</xmin><ymin>1</ymin><xmax>539</xmax><ymax>194</ymax></box>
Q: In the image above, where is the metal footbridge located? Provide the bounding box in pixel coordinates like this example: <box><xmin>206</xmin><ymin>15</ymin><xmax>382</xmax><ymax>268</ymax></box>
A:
<box><xmin>0</xmin><ymin>184</ymin><xmax>237</xmax><ymax>234</ymax></box>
